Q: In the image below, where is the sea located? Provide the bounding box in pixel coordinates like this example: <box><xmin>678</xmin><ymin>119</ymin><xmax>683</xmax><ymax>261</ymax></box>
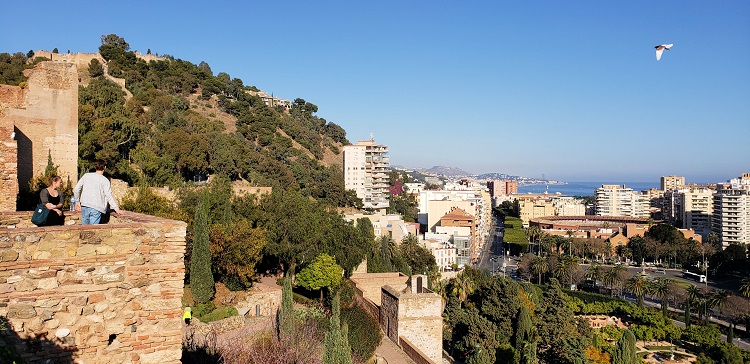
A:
<box><xmin>517</xmin><ymin>182</ymin><xmax>659</xmax><ymax>197</ymax></box>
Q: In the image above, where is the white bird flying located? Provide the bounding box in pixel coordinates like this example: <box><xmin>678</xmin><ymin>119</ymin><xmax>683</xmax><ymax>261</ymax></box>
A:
<box><xmin>655</xmin><ymin>44</ymin><xmax>673</xmax><ymax>61</ymax></box>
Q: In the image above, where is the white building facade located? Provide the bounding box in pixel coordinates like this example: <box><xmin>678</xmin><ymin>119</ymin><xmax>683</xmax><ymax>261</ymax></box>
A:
<box><xmin>711</xmin><ymin>175</ymin><xmax>750</xmax><ymax>247</ymax></box>
<box><xmin>595</xmin><ymin>184</ymin><xmax>650</xmax><ymax>218</ymax></box>
<box><xmin>343</xmin><ymin>139</ymin><xmax>390</xmax><ymax>211</ymax></box>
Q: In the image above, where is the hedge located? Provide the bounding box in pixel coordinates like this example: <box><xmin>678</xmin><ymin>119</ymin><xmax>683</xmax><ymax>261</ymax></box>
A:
<box><xmin>342</xmin><ymin>304</ymin><xmax>382</xmax><ymax>360</ymax></box>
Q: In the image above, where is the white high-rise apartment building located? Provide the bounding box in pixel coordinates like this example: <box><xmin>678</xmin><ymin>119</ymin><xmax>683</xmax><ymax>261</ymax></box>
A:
<box><xmin>711</xmin><ymin>173</ymin><xmax>750</xmax><ymax>247</ymax></box>
<box><xmin>595</xmin><ymin>184</ymin><xmax>650</xmax><ymax>218</ymax></box>
<box><xmin>675</xmin><ymin>187</ymin><xmax>714</xmax><ymax>238</ymax></box>
<box><xmin>343</xmin><ymin>139</ymin><xmax>390</xmax><ymax>211</ymax></box>
<box><xmin>661</xmin><ymin>176</ymin><xmax>685</xmax><ymax>191</ymax></box>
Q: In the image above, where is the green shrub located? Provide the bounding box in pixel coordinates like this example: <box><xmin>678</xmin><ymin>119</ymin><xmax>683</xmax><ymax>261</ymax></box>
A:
<box><xmin>199</xmin><ymin>305</ymin><xmax>238</xmax><ymax>323</ymax></box>
<box><xmin>293</xmin><ymin>292</ymin><xmax>317</xmax><ymax>306</ymax></box>
<box><xmin>342</xmin><ymin>304</ymin><xmax>381</xmax><ymax>360</ymax></box>
<box><xmin>222</xmin><ymin>275</ymin><xmax>245</xmax><ymax>291</ymax></box>
<box><xmin>193</xmin><ymin>302</ymin><xmax>216</xmax><ymax>318</ymax></box>
<box><xmin>339</xmin><ymin>279</ymin><xmax>355</xmax><ymax>308</ymax></box>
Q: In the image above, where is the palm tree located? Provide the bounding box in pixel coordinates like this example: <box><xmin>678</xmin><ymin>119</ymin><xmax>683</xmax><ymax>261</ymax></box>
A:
<box><xmin>626</xmin><ymin>275</ymin><xmax>650</xmax><ymax>307</ymax></box>
<box><xmin>740</xmin><ymin>278</ymin><xmax>750</xmax><ymax>298</ymax></box>
<box><xmin>684</xmin><ymin>285</ymin><xmax>700</xmax><ymax>326</ymax></box>
<box><xmin>451</xmin><ymin>272</ymin><xmax>474</xmax><ymax>303</ymax></box>
<box><xmin>651</xmin><ymin>278</ymin><xmax>674</xmax><ymax>317</ymax></box>
<box><xmin>603</xmin><ymin>264</ymin><xmax>627</xmax><ymax>297</ymax></box>
<box><xmin>586</xmin><ymin>264</ymin><xmax>603</xmax><ymax>288</ymax></box>
<box><xmin>525</xmin><ymin>226</ymin><xmax>542</xmax><ymax>256</ymax></box>
<box><xmin>686</xmin><ymin>285</ymin><xmax>712</xmax><ymax>324</ymax></box>
<box><xmin>557</xmin><ymin>255</ymin><xmax>580</xmax><ymax>287</ymax></box>
<box><xmin>539</xmin><ymin>234</ymin><xmax>554</xmax><ymax>256</ymax></box>
<box><xmin>709</xmin><ymin>289</ymin><xmax>731</xmax><ymax>321</ymax></box>
<box><xmin>531</xmin><ymin>255</ymin><xmax>549</xmax><ymax>284</ymax></box>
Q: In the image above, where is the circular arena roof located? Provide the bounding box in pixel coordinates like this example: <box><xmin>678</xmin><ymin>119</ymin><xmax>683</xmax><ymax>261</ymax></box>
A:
<box><xmin>530</xmin><ymin>215</ymin><xmax>653</xmax><ymax>230</ymax></box>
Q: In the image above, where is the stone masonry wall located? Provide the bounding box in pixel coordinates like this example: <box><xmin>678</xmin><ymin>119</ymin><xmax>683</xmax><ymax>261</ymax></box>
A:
<box><xmin>349</xmin><ymin>272</ymin><xmax>407</xmax><ymax>306</ymax></box>
<box><xmin>0</xmin><ymin>211</ymin><xmax>186</xmax><ymax>364</ymax></box>
<box><xmin>0</xmin><ymin>61</ymin><xmax>79</xmax><ymax>192</ymax></box>
<box><xmin>0</xmin><ymin>123</ymin><xmax>18</xmax><ymax>211</ymax></box>
<box><xmin>396</xmin><ymin>292</ymin><xmax>443</xmax><ymax>364</ymax></box>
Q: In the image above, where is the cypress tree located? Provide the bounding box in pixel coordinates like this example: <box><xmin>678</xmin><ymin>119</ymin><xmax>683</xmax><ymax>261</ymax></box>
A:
<box><xmin>190</xmin><ymin>195</ymin><xmax>214</xmax><ymax>305</ymax></box>
<box><xmin>727</xmin><ymin>324</ymin><xmax>734</xmax><ymax>343</ymax></box>
<box><xmin>612</xmin><ymin>329</ymin><xmax>638</xmax><ymax>364</ymax></box>
<box><xmin>514</xmin><ymin>306</ymin><xmax>537</xmax><ymax>364</ymax></box>
<box><xmin>324</xmin><ymin>293</ymin><xmax>352</xmax><ymax>364</ymax></box>
<box><xmin>279</xmin><ymin>271</ymin><xmax>295</xmax><ymax>338</ymax></box>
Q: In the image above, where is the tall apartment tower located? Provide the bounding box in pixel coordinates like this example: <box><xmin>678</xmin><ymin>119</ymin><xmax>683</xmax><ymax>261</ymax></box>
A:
<box><xmin>661</xmin><ymin>176</ymin><xmax>685</xmax><ymax>191</ymax></box>
<box><xmin>675</xmin><ymin>187</ymin><xmax>714</xmax><ymax>238</ymax></box>
<box><xmin>343</xmin><ymin>139</ymin><xmax>390</xmax><ymax>211</ymax></box>
<box><xmin>487</xmin><ymin>179</ymin><xmax>518</xmax><ymax>198</ymax></box>
<box><xmin>711</xmin><ymin>173</ymin><xmax>750</xmax><ymax>247</ymax></box>
<box><xmin>595</xmin><ymin>184</ymin><xmax>650</xmax><ymax>218</ymax></box>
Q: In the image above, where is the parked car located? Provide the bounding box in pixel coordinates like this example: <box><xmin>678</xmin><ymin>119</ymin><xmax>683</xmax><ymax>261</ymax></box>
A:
<box><xmin>654</xmin><ymin>268</ymin><xmax>666</xmax><ymax>274</ymax></box>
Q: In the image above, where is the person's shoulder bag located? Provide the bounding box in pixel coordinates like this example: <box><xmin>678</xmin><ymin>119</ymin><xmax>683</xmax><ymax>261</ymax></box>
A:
<box><xmin>31</xmin><ymin>204</ymin><xmax>50</xmax><ymax>226</ymax></box>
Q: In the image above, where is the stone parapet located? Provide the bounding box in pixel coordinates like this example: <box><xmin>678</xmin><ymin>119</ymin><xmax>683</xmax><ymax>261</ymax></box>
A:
<box><xmin>0</xmin><ymin>211</ymin><xmax>186</xmax><ymax>364</ymax></box>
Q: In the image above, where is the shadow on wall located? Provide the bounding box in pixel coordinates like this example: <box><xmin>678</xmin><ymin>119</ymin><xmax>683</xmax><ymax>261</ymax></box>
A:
<box><xmin>14</xmin><ymin>126</ymin><xmax>33</xmax><ymax>210</ymax></box>
<box><xmin>0</xmin><ymin>316</ymin><xmax>75</xmax><ymax>363</ymax></box>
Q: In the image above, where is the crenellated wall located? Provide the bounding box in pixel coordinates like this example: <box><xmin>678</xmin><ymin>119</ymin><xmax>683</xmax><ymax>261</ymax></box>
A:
<box><xmin>0</xmin><ymin>211</ymin><xmax>186</xmax><ymax>364</ymax></box>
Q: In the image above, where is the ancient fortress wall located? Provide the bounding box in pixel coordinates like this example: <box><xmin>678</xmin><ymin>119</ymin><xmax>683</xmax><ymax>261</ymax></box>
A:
<box><xmin>351</xmin><ymin>274</ymin><xmax>442</xmax><ymax>364</ymax></box>
<box><xmin>393</xmin><ymin>290</ymin><xmax>442</xmax><ymax>363</ymax></box>
<box><xmin>33</xmin><ymin>51</ymin><xmax>104</xmax><ymax>74</ymax></box>
<box><xmin>0</xmin><ymin>211</ymin><xmax>186</xmax><ymax>364</ymax></box>
<box><xmin>0</xmin><ymin>123</ymin><xmax>18</xmax><ymax>211</ymax></box>
<box><xmin>0</xmin><ymin>61</ymin><xmax>79</xmax><ymax>193</ymax></box>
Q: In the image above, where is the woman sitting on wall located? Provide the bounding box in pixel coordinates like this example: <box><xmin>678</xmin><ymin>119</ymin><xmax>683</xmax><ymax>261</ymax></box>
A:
<box><xmin>39</xmin><ymin>175</ymin><xmax>65</xmax><ymax>226</ymax></box>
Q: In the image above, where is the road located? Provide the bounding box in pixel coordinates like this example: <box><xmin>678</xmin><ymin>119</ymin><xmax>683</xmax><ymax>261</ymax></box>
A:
<box><xmin>476</xmin><ymin>215</ymin><xmax>517</xmax><ymax>278</ymax></box>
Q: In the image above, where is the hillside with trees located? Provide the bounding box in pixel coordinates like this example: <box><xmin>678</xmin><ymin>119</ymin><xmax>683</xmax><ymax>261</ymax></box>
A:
<box><xmin>69</xmin><ymin>34</ymin><xmax>356</xmax><ymax>208</ymax></box>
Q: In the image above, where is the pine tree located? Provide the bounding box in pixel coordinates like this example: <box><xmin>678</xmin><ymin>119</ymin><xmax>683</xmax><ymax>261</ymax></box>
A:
<box><xmin>278</xmin><ymin>271</ymin><xmax>295</xmax><ymax>338</ymax></box>
<box><xmin>324</xmin><ymin>293</ymin><xmax>352</xmax><ymax>364</ymax></box>
<box><xmin>612</xmin><ymin>329</ymin><xmax>638</xmax><ymax>364</ymax></box>
<box><xmin>190</xmin><ymin>194</ymin><xmax>214</xmax><ymax>305</ymax></box>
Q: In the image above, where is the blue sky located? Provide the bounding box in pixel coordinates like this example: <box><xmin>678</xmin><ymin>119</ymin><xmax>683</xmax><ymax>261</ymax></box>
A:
<box><xmin>3</xmin><ymin>1</ymin><xmax>749</xmax><ymax>183</ymax></box>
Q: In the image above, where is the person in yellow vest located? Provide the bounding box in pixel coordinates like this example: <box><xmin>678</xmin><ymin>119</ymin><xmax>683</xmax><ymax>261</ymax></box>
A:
<box><xmin>183</xmin><ymin>307</ymin><xmax>192</xmax><ymax>325</ymax></box>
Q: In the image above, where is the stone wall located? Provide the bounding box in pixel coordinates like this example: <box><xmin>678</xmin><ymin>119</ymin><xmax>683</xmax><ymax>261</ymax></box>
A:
<box><xmin>235</xmin><ymin>281</ymin><xmax>281</xmax><ymax>318</ymax></box>
<box><xmin>0</xmin><ymin>123</ymin><xmax>18</xmax><ymax>211</ymax></box>
<box><xmin>394</xmin><ymin>289</ymin><xmax>442</xmax><ymax>363</ymax></box>
<box><xmin>349</xmin><ymin>272</ymin><xmax>407</xmax><ymax>306</ymax></box>
<box><xmin>379</xmin><ymin>275</ymin><xmax>443</xmax><ymax>364</ymax></box>
<box><xmin>0</xmin><ymin>211</ymin><xmax>186</xmax><ymax>364</ymax></box>
<box><xmin>400</xmin><ymin>337</ymin><xmax>435</xmax><ymax>364</ymax></box>
<box><xmin>0</xmin><ymin>61</ymin><xmax>79</xmax><ymax>193</ymax></box>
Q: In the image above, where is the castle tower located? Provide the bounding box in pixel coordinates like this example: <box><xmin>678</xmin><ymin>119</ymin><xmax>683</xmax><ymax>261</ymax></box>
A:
<box><xmin>0</xmin><ymin>61</ymin><xmax>79</xmax><ymax>202</ymax></box>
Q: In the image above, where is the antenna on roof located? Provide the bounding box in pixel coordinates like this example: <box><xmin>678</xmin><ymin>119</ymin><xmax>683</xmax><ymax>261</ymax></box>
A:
<box><xmin>370</xmin><ymin>133</ymin><xmax>375</xmax><ymax>141</ymax></box>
